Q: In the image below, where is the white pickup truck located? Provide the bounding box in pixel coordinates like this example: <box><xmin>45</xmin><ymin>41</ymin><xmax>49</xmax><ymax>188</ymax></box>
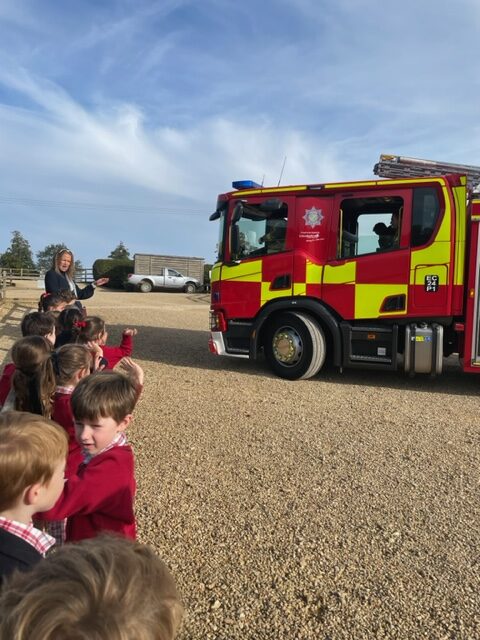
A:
<box><xmin>127</xmin><ymin>268</ymin><xmax>200</xmax><ymax>293</ymax></box>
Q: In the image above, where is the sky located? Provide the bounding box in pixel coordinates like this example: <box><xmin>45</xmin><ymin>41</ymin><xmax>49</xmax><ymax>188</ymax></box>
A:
<box><xmin>1</xmin><ymin>0</ymin><xmax>480</xmax><ymax>268</ymax></box>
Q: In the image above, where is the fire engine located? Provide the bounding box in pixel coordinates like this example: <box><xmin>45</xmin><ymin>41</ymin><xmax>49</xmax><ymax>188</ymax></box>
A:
<box><xmin>208</xmin><ymin>154</ymin><xmax>480</xmax><ymax>380</ymax></box>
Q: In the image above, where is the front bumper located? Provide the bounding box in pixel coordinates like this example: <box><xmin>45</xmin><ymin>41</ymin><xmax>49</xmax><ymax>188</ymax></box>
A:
<box><xmin>209</xmin><ymin>332</ymin><xmax>249</xmax><ymax>358</ymax></box>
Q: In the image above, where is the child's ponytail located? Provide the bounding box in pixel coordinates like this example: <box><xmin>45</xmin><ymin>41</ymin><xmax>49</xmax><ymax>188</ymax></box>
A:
<box><xmin>72</xmin><ymin>316</ymin><xmax>106</xmax><ymax>344</ymax></box>
<box><xmin>11</xmin><ymin>336</ymin><xmax>56</xmax><ymax>418</ymax></box>
<box><xmin>58</xmin><ymin>307</ymin><xmax>83</xmax><ymax>333</ymax></box>
<box><xmin>54</xmin><ymin>344</ymin><xmax>92</xmax><ymax>386</ymax></box>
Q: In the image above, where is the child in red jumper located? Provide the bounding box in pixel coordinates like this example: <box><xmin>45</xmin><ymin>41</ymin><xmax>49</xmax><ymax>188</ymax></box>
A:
<box><xmin>72</xmin><ymin>316</ymin><xmax>137</xmax><ymax>369</ymax></box>
<box><xmin>6</xmin><ymin>337</ymin><xmax>56</xmax><ymax>416</ymax></box>
<box><xmin>0</xmin><ymin>313</ymin><xmax>56</xmax><ymax>408</ymax></box>
<box><xmin>39</xmin><ymin>370</ymin><xmax>142</xmax><ymax>542</ymax></box>
<box><xmin>51</xmin><ymin>344</ymin><xmax>93</xmax><ymax>479</ymax></box>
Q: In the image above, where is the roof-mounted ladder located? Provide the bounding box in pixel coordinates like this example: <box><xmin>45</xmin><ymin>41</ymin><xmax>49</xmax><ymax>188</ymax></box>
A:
<box><xmin>373</xmin><ymin>154</ymin><xmax>480</xmax><ymax>192</ymax></box>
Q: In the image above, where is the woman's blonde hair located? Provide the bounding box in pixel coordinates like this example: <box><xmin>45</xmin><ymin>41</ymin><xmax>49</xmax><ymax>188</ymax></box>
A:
<box><xmin>54</xmin><ymin>344</ymin><xmax>92</xmax><ymax>386</ymax></box>
<box><xmin>11</xmin><ymin>336</ymin><xmax>56</xmax><ymax>418</ymax></box>
<box><xmin>0</xmin><ymin>535</ymin><xmax>184</xmax><ymax>640</ymax></box>
<box><xmin>0</xmin><ymin>411</ymin><xmax>68</xmax><ymax>511</ymax></box>
<box><xmin>53</xmin><ymin>249</ymin><xmax>75</xmax><ymax>279</ymax></box>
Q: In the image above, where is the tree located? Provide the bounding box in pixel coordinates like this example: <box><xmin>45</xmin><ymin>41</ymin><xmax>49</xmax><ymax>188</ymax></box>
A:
<box><xmin>36</xmin><ymin>243</ymin><xmax>83</xmax><ymax>273</ymax></box>
<box><xmin>108</xmin><ymin>241</ymin><xmax>131</xmax><ymax>260</ymax></box>
<box><xmin>0</xmin><ymin>231</ymin><xmax>35</xmax><ymax>270</ymax></box>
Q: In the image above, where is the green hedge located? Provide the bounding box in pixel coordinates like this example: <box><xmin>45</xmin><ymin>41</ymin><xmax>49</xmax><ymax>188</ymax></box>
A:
<box><xmin>93</xmin><ymin>259</ymin><xmax>134</xmax><ymax>289</ymax></box>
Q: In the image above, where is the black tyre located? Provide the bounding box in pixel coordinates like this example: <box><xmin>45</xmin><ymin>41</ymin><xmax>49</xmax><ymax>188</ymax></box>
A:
<box><xmin>264</xmin><ymin>312</ymin><xmax>326</xmax><ymax>380</ymax></box>
<box><xmin>184</xmin><ymin>282</ymin><xmax>196</xmax><ymax>293</ymax></box>
<box><xmin>139</xmin><ymin>280</ymin><xmax>153</xmax><ymax>293</ymax></box>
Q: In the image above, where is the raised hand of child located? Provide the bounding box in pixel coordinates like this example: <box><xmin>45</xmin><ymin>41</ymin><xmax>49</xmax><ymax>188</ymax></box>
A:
<box><xmin>114</xmin><ymin>357</ymin><xmax>144</xmax><ymax>395</ymax></box>
<box><xmin>87</xmin><ymin>342</ymin><xmax>105</xmax><ymax>371</ymax></box>
<box><xmin>123</xmin><ymin>328</ymin><xmax>138</xmax><ymax>337</ymax></box>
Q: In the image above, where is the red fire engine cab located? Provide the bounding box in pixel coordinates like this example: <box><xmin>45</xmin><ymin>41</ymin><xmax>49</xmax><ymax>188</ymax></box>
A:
<box><xmin>209</xmin><ymin>154</ymin><xmax>480</xmax><ymax>380</ymax></box>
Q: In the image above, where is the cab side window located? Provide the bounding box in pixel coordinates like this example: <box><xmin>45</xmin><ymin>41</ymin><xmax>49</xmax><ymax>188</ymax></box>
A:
<box><xmin>231</xmin><ymin>203</ymin><xmax>288</xmax><ymax>260</ymax></box>
<box><xmin>411</xmin><ymin>187</ymin><xmax>440</xmax><ymax>247</ymax></box>
<box><xmin>338</xmin><ymin>196</ymin><xmax>404</xmax><ymax>258</ymax></box>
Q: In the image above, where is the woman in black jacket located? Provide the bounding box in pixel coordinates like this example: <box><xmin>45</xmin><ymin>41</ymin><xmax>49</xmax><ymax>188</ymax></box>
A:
<box><xmin>44</xmin><ymin>249</ymin><xmax>109</xmax><ymax>302</ymax></box>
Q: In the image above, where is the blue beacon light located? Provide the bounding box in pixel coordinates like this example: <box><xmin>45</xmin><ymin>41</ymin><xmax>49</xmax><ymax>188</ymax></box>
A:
<box><xmin>232</xmin><ymin>180</ymin><xmax>262</xmax><ymax>190</ymax></box>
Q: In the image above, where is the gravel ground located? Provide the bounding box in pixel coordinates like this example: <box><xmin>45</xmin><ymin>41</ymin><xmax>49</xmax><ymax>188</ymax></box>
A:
<box><xmin>1</xmin><ymin>284</ymin><xmax>479</xmax><ymax>639</ymax></box>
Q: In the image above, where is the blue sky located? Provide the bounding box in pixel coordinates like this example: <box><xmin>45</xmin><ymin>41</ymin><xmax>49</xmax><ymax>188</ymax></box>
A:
<box><xmin>1</xmin><ymin>0</ymin><xmax>480</xmax><ymax>267</ymax></box>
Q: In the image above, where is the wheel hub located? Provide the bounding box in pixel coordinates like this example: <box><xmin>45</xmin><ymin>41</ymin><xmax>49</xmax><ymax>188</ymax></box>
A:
<box><xmin>272</xmin><ymin>328</ymin><xmax>303</xmax><ymax>366</ymax></box>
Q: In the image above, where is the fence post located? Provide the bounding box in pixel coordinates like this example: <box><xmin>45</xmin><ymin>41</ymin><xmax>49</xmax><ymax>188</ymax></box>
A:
<box><xmin>0</xmin><ymin>272</ymin><xmax>6</xmax><ymax>303</ymax></box>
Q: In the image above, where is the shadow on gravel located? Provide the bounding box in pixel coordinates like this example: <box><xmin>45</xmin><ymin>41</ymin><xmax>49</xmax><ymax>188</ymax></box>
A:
<box><xmin>0</xmin><ymin>302</ymin><xmax>36</xmax><ymax>365</ymax></box>
<box><xmin>105</xmin><ymin>322</ymin><xmax>480</xmax><ymax>396</ymax></box>
<box><xmin>106</xmin><ymin>323</ymin><xmax>271</xmax><ymax>379</ymax></box>
<box><xmin>1</xmin><ymin>301</ymin><xmax>477</xmax><ymax>396</ymax></box>
<box><xmin>318</xmin><ymin>359</ymin><xmax>479</xmax><ymax>396</ymax></box>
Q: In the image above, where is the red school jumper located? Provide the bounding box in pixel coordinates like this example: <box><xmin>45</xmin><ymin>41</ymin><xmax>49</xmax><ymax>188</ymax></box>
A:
<box><xmin>52</xmin><ymin>390</ymin><xmax>84</xmax><ymax>479</ymax></box>
<box><xmin>102</xmin><ymin>333</ymin><xmax>133</xmax><ymax>369</ymax></box>
<box><xmin>39</xmin><ymin>444</ymin><xmax>136</xmax><ymax>542</ymax></box>
<box><xmin>0</xmin><ymin>363</ymin><xmax>15</xmax><ymax>406</ymax></box>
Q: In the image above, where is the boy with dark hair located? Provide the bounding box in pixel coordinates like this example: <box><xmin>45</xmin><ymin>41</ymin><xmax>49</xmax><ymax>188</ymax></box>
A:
<box><xmin>39</xmin><ymin>371</ymin><xmax>138</xmax><ymax>541</ymax></box>
<box><xmin>21</xmin><ymin>311</ymin><xmax>56</xmax><ymax>344</ymax></box>
<box><xmin>0</xmin><ymin>535</ymin><xmax>183</xmax><ymax>640</ymax></box>
<box><xmin>0</xmin><ymin>411</ymin><xmax>68</xmax><ymax>585</ymax></box>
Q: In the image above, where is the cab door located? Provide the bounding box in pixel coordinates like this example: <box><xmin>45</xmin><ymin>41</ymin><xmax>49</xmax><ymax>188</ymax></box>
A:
<box><xmin>322</xmin><ymin>188</ymin><xmax>412</xmax><ymax>321</ymax></box>
<box><xmin>219</xmin><ymin>196</ymin><xmax>296</xmax><ymax>319</ymax></box>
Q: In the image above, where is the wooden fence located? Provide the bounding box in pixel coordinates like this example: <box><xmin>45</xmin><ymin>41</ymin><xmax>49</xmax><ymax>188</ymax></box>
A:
<box><xmin>0</xmin><ymin>268</ymin><xmax>93</xmax><ymax>284</ymax></box>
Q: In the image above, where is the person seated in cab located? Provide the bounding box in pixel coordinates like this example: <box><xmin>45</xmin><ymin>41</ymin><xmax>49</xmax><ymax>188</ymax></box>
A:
<box><xmin>373</xmin><ymin>211</ymin><xmax>400</xmax><ymax>250</ymax></box>
<box><xmin>259</xmin><ymin>218</ymin><xmax>287</xmax><ymax>254</ymax></box>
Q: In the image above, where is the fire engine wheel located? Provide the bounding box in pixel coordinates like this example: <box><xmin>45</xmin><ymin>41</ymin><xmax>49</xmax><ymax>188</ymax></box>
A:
<box><xmin>139</xmin><ymin>280</ymin><xmax>153</xmax><ymax>293</ymax></box>
<box><xmin>265</xmin><ymin>312</ymin><xmax>326</xmax><ymax>380</ymax></box>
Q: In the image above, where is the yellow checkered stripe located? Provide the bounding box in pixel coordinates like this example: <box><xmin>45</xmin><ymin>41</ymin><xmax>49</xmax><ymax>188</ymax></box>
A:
<box><xmin>452</xmin><ymin>183</ymin><xmax>466</xmax><ymax>286</ymax></box>
<box><xmin>292</xmin><ymin>260</ymin><xmax>323</xmax><ymax>296</ymax></box>
<box><xmin>321</xmin><ymin>262</ymin><xmax>408</xmax><ymax>318</ymax></box>
<box><xmin>210</xmin><ymin>263</ymin><xmax>222</xmax><ymax>283</ymax></box>
<box><xmin>215</xmin><ymin>228</ymin><xmax>451</xmax><ymax>320</ymax></box>
<box><xmin>409</xmin><ymin>184</ymin><xmax>451</xmax><ymax>287</ymax></box>
<box><xmin>215</xmin><ymin>258</ymin><xmax>410</xmax><ymax>318</ymax></box>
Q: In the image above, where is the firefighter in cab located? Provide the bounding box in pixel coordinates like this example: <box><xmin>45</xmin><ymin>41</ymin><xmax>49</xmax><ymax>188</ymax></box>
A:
<box><xmin>373</xmin><ymin>211</ymin><xmax>400</xmax><ymax>250</ymax></box>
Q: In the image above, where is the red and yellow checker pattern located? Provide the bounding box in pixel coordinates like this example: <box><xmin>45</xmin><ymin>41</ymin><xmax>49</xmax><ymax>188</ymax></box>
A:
<box><xmin>211</xmin><ymin>177</ymin><xmax>466</xmax><ymax>323</ymax></box>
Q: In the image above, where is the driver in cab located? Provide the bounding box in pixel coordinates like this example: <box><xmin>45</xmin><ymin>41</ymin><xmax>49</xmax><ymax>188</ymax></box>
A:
<box><xmin>259</xmin><ymin>219</ymin><xmax>287</xmax><ymax>254</ymax></box>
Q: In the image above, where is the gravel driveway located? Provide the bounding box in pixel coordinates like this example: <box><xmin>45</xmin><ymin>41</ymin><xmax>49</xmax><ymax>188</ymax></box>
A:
<box><xmin>1</xmin><ymin>285</ymin><xmax>479</xmax><ymax>639</ymax></box>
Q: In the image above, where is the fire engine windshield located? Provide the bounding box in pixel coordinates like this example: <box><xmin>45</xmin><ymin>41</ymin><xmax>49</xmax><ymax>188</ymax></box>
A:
<box><xmin>230</xmin><ymin>202</ymin><xmax>288</xmax><ymax>260</ymax></box>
